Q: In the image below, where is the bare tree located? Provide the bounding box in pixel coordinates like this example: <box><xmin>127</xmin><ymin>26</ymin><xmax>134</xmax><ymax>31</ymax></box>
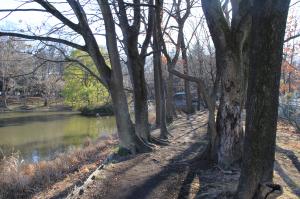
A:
<box><xmin>159</xmin><ymin>0</ymin><xmax>194</xmax><ymax>121</ymax></box>
<box><xmin>0</xmin><ymin>37</ymin><xmax>35</xmax><ymax>109</ymax></box>
<box><xmin>0</xmin><ymin>0</ymin><xmax>150</xmax><ymax>153</ymax></box>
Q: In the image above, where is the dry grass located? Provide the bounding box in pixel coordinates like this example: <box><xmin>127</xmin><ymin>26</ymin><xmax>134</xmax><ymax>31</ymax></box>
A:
<box><xmin>0</xmin><ymin>136</ymin><xmax>117</xmax><ymax>199</ymax></box>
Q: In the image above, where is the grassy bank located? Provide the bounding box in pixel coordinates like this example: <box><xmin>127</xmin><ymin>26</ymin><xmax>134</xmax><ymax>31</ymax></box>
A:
<box><xmin>0</xmin><ymin>136</ymin><xmax>118</xmax><ymax>199</ymax></box>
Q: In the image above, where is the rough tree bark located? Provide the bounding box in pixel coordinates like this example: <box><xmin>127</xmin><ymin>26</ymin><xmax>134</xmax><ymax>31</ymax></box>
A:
<box><xmin>215</xmin><ymin>49</ymin><xmax>245</xmax><ymax>168</ymax></box>
<box><xmin>201</xmin><ymin>0</ymin><xmax>252</xmax><ymax>169</ymax></box>
<box><xmin>235</xmin><ymin>0</ymin><xmax>290</xmax><ymax>198</ymax></box>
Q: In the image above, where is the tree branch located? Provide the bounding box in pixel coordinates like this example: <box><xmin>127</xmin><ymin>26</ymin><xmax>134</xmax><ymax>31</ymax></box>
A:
<box><xmin>0</xmin><ymin>9</ymin><xmax>47</xmax><ymax>12</ymax></box>
<box><xmin>34</xmin><ymin>0</ymin><xmax>81</xmax><ymax>33</ymax></box>
<box><xmin>0</xmin><ymin>31</ymin><xmax>87</xmax><ymax>51</ymax></box>
<box><xmin>66</xmin><ymin>57</ymin><xmax>108</xmax><ymax>88</ymax></box>
<box><xmin>284</xmin><ymin>33</ymin><xmax>300</xmax><ymax>43</ymax></box>
<box><xmin>168</xmin><ymin>68</ymin><xmax>214</xmax><ymax>112</ymax></box>
<box><xmin>140</xmin><ymin>0</ymin><xmax>154</xmax><ymax>59</ymax></box>
<box><xmin>66</xmin><ymin>0</ymin><xmax>88</xmax><ymax>27</ymax></box>
<box><xmin>201</xmin><ymin>0</ymin><xmax>230</xmax><ymax>49</ymax></box>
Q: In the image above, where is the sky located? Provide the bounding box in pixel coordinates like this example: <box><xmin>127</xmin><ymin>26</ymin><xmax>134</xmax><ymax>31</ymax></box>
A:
<box><xmin>0</xmin><ymin>0</ymin><xmax>51</xmax><ymax>27</ymax></box>
<box><xmin>0</xmin><ymin>0</ymin><xmax>78</xmax><ymax>25</ymax></box>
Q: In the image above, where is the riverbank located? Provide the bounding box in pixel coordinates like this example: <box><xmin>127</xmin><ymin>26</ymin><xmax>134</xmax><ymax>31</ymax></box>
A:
<box><xmin>0</xmin><ymin>104</ymin><xmax>73</xmax><ymax>113</ymax></box>
<box><xmin>0</xmin><ymin>135</ymin><xmax>118</xmax><ymax>199</ymax></box>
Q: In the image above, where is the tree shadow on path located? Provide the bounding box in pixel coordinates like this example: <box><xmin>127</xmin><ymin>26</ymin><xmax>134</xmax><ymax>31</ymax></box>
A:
<box><xmin>276</xmin><ymin>146</ymin><xmax>300</xmax><ymax>173</ymax></box>
<box><xmin>274</xmin><ymin>160</ymin><xmax>300</xmax><ymax>197</ymax></box>
<box><xmin>123</xmin><ymin>141</ymin><xmax>206</xmax><ymax>199</ymax></box>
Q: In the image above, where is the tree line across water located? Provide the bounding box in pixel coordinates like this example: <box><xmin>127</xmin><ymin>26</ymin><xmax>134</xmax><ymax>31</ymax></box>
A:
<box><xmin>0</xmin><ymin>0</ymin><xmax>298</xmax><ymax>198</ymax></box>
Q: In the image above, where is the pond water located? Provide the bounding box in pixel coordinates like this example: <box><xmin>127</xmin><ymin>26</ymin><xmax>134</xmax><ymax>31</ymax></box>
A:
<box><xmin>0</xmin><ymin>111</ymin><xmax>116</xmax><ymax>163</ymax></box>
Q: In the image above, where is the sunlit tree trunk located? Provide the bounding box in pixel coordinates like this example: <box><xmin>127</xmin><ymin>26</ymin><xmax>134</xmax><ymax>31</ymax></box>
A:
<box><xmin>154</xmin><ymin>0</ymin><xmax>168</xmax><ymax>139</ymax></box>
<box><xmin>154</xmin><ymin>63</ymin><xmax>161</xmax><ymax>126</ymax></box>
<box><xmin>216</xmin><ymin>50</ymin><xmax>244</xmax><ymax>169</ymax></box>
<box><xmin>166</xmin><ymin>70</ymin><xmax>175</xmax><ymax>122</ymax></box>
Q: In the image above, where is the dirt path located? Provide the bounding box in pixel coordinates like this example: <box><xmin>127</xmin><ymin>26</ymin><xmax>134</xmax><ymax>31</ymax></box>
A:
<box><xmin>67</xmin><ymin>112</ymin><xmax>209</xmax><ymax>199</ymax></box>
<box><xmin>274</xmin><ymin>121</ymin><xmax>300</xmax><ymax>198</ymax></box>
<box><xmin>62</xmin><ymin>112</ymin><xmax>299</xmax><ymax>199</ymax></box>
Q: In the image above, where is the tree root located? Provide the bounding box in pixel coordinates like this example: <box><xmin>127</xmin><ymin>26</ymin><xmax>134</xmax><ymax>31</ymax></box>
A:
<box><xmin>134</xmin><ymin>137</ymin><xmax>153</xmax><ymax>154</ymax></box>
<box><xmin>150</xmin><ymin>136</ymin><xmax>169</xmax><ymax>146</ymax></box>
<box><xmin>256</xmin><ymin>183</ymin><xmax>283</xmax><ymax>199</ymax></box>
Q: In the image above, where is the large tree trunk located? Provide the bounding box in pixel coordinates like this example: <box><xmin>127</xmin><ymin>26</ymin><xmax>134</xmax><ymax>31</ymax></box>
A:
<box><xmin>114</xmin><ymin>0</ymin><xmax>153</xmax><ymax>143</ymax></box>
<box><xmin>205</xmin><ymin>64</ymin><xmax>221</xmax><ymax>162</ymax></box>
<box><xmin>181</xmin><ymin>35</ymin><xmax>193</xmax><ymax>114</ymax></box>
<box><xmin>127</xmin><ymin>55</ymin><xmax>150</xmax><ymax>142</ymax></box>
<box><xmin>216</xmin><ymin>52</ymin><xmax>244</xmax><ymax>169</ymax></box>
<box><xmin>153</xmin><ymin>0</ymin><xmax>168</xmax><ymax>138</ymax></box>
<box><xmin>154</xmin><ymin>64</ymin><xmax>161</xmax><ymax>126</ymax></box>
<box><xmin>201</xmin><ymin>0</ymin><xmax>251</xmax><ymax>169</ymax></box>
<box><xmin>109</xmin><ymin>77</ymin><xmax>150</xmax><ymax>153</ymax></box>
<box><xmin>166</xmin><ymin>67</ymin><xmax>175</xmax><ymax>122</ymax></box>
<box><xmin>197</xmin><ymin>80</ymin><xmax>219</xmax><ymax>162</ymax></box>
<box><xmin>98</xmin><ymin>0</ymin><xmax>151</xmax><ymax>153</ymax></box>
<box><xmin>158</xmin><ymin>75</ymin><xmax>168</xmax><ymax>139</ymax></box>
<box><xmin>153</xmin><ymin>52</ymin><xmax>167</xmax><ymax>136</ymax></box>
<box><xmin>235</xmin><ymin>0</ymin><xmax>290</xmax><ymax>198</ymax></box>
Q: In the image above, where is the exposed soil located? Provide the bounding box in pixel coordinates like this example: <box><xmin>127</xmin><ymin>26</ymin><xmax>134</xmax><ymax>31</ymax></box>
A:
<box><xmin>66</xmin><ymin>111</ymin><xmax>300</xmax><ymax>199</ymax></box>
<box><xmin>30</xmin><ymin>111</ymin><xmax>300</xmax><ymax>199</ymax></box>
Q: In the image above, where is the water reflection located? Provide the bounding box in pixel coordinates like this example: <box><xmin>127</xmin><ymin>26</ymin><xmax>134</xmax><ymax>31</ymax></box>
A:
<box><xmin>0</xmin><ymin>112</ymin><xmax>116</xmax><ymax>163</ymax></box>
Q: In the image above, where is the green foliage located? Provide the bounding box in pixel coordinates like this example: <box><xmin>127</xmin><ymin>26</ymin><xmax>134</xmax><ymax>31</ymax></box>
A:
<box><xmin>62</xmin><ymin>50</ymin><xmax>110</xmax><ymax>108</ymax></box>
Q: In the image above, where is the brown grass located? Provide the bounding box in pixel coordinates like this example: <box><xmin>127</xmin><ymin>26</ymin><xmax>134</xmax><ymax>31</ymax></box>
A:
<box><xmin>0</xmin><ymin>136</ymin><xmax>117</xmax><ymax>199</ymax></box>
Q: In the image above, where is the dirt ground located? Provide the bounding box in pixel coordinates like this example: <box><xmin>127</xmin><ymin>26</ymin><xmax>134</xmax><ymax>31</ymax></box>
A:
<box><xmin>64</xmin><ymin>111</ymin><xmax>300</xmax><ymax>199</ymax></box>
